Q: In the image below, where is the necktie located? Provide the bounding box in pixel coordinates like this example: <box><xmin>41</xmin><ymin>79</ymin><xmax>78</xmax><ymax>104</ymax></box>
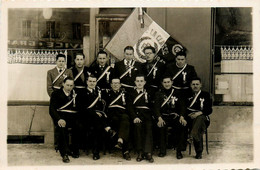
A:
<box><xmin>126</xmin><ymin>61</ymin><xmax>130</xmax><ymax>70</ymax></box>
<box><xmin>59</xmin><ymin>69</ymin><xmax>62</xmax><ymax>73</ymax></box>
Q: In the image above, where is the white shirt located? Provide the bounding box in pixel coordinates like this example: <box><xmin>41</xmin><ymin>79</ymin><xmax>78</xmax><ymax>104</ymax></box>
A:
<box><xmin>136</xmin><ymin>89</ymin><xmax>144</xmax><ymax>94</ymax></box>
<box><xmin>56</xmin><ymin>67</ymin><xmax>64</xmax><ymax>72</ymax></box>
<box><xmin>124</xmin><ymin>59</ymin><xmax>132</xmax><ymax>66</ymax></box>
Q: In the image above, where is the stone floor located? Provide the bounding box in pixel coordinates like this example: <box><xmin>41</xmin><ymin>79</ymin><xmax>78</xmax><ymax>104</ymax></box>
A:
<box><xmin>7</xmin><ymin>141</ymin><xmax>253</xmax><ymax>166</ymax></box>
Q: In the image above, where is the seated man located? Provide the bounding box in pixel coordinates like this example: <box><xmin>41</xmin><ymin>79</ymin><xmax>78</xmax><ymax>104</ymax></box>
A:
<box><xmin>104</xmin><ymin>77</ymin><xmax>131</xmax><ymax>161</ymax></box>
<box><xmin>47</xmin><ymin>53</ymin><xmax>73</xmax><ymax>97</ymax></box>
<box><xmin>128</xmin><ymin>74</ymin><xmax>154</xmax><ymax>163</ymax></box>
<box><xmin>186</xmin><ymin>77</ymin><xmax>212</xmax><ymax>159</ymax></box>
<box><xmin>78</xmin><ymin>74</ymin><xmax>112</xmax><ymax>160</ymax></box>
<box><xmin>154</xmin><ymin>75</ymin><xmax>187</xmax><ymax>159</ymax></box>
<box><xmin>90</xmin><ymin>50</ymin><xmax>113</xmax><ymax>91</ymax></box>
<box><xmin>49</xmin><ymin>77</ymin><xmax>80</xmax><ymax>163</ymax></box>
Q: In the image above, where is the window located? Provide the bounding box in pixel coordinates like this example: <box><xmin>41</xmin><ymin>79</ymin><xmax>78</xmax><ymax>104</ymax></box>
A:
<box><xmin>72</xmin><ymin>23</ymin><xmax>82</xmax><ymax>40</ymax></box>
<box><xmin>22</xmin><ymin>20</ymin><xmax>31</xmax><ymax>37</ymax></box>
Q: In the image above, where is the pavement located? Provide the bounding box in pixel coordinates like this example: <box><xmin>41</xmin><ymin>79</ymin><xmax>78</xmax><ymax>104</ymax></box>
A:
<box><xmin>7</xmin><ymin>141</ymin><xmax>253</xmax><ymax>166</ymax></box>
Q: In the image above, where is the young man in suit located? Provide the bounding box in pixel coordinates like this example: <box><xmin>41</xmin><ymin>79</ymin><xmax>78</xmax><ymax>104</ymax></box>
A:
<box><xmin>90</xmin><ymin>50</ymin><xmax>113</xmax><ymax>90</ymax></box>
<box><xmin>78</xmin><ymin>75</ymin><xmax>113</xmax><ymax>160</ymax></box>
<box><xmin>47</xmin><ymin>53</ymin><xmax>73</xmax><ymax>97</ymax></box>
<box><xmin>154</xmin><ymin>75</ymin><xmax>187</xmax><ymax>159</ymax></box>
<box><xmin>186</xmin><ymin>77</ymin><xmax>212</xmax><ymax>159</ymax></box>
<box><xmin>71</xmin><ymin>53</ymin><xmax>90</xmax><ymax>93</ymax></box>
<box><xmin>142</xmin><ymin>46</ymin><xmax>165</xmax><ymax>98</ymax></box>
<box><xmin>49</xmin><ymin>77</ymin><xmax>80</xmax><ymax>163</ymax></box>
<box><xmin>128</xmin><ymin>75</ymin><xmax>154</xmax><ymax>163</ymax></box>
<box><xmin>104</xmin><ymin>77</ymin><xmax>131</xmax><ymax>161</ymax></box>
<box><xmin>113</xmin><ymin>46</ymin><xmax>143</xmax><ymax>91</ymax></box>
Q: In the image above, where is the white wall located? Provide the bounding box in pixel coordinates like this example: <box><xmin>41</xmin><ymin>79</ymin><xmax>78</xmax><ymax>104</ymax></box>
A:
<box><xmin>8</xmin><ymin>64</ymin><xmax>54</xmax><ymax>101</ymax></box>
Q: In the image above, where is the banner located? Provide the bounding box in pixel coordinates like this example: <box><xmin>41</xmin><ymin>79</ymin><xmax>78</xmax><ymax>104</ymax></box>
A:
<box><xmin>105</xmin><ymin>8</ymin><xmax>185</xmax><ymax>63</ymax></box>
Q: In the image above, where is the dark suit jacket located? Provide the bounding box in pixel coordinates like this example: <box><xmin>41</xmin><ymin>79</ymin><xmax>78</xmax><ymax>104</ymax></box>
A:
<box><xmin>142</xmin><ymin>59</ymin><xmax>166</xmax><ymax>89</ymax></box>
<box><xmin>128</xmin><ymin>88</ymin><xmax>153</xmax><ymax>120</ymax></box>
<box><xmin>186</xmin><ymin>90</ymin><xmax>212</xmax><ymax>116</ymax></box>
<box><xmin>49</xmin><ymin>88</ymin><xmax>78</xmax><ymax>124</ymax></box>
<box><xmin>153</xmin><ymin>88</ymin><xmax>186</xmax><ymax>119</ymax></box>
<box><xmin>113</xmin><ymin>59</ymin><xmax>144</xmax><ymax>87</ymax></box>
<box><xmin>90</xmin><ymin>64</ymin><xmax>113</xmax><ymax>90</ymax></box>
<box><xmin>165</xmin><ymin>63</ymin><xmax>197</xmax><ymax>88</ymax></box>
<box><xmin>78</xmin><ymin>87</ymin><xmax>105</xmax><ymax>114</ymax></box>
<box><xmin>47</xmin><ymin>67</ymin><xmax>73</xmax><ymax>97</ymax></box>
<box><xmin>71</xmin><ymin>66</ymin><xmax>90</xmax><ymax>88</ymax></box>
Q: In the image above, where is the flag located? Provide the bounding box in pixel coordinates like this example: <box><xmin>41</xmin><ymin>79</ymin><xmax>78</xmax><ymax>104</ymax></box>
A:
<box><xmin>104</xmin><ymin>8</ymin><xmax>186</xmax><ymax>63</ymax></box>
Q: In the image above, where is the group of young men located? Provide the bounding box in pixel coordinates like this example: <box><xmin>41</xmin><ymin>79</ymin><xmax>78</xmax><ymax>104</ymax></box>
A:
<box><xmin>47</xmin><ymin>45</ymin><xmax>212</xmax><ymax>163</ymax></box>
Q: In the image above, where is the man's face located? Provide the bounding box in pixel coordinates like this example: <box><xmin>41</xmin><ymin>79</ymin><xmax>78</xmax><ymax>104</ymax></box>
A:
<box><xmin>124</xmin><ymin>49</ymin><xmax>134</xmax><ymax>61</ymax></box>
<box><xmin>63</xmin><ymin>80</ymin><xmax>74</xmax><ymax>93</ymax></box>
<box><xmin>176</xmin><ymin>55</ymin><xmax>186</xmax><ymax>67</ymax></box>
<box><xmin>97</xmin><ymin>53</ymin><xmax>108</xmax><ymax>66</ymax></box>
<box><xmin>111</xmin><ymin>79</ymin><xmax>121</xmax><ymax>91</ymax></box>
<box><xmin>135</xmin><ymin>76</ymin><xmax>146</xmax><ymax>90</ymax></box>
<box><xmin>144</xmin><ymin>49</ymin><xmax>155</xmax><ymax>63</ymax></box>
<box><xmin>56</xmin><ymin>57</ymin><xmax>66</xmax><ymax>68</ymax></box>
<box><xmin>162</xmin><ymin>78</ymin><xmax>173</xmax><ymax>90</ymax></box>
<box><xmin>190</xmin><ymin>80</ymin><xmax>202</xmax><ymax>93</ymax></box>
<box><xmin>87</xmin><ymin>77</ymin><xmax>97</xmax><ymax>90</ymax></box>
<box><xmin>74</xmin><ymin>55</ymin><xmax>85</xmax><ymax>68</ymax></box>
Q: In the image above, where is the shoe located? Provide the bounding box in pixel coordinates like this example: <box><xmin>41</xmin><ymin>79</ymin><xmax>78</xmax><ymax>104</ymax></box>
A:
<box><xmin>115</xmin><ymin>142</ymin><xmax>123</xmax><ymax>150</ymax></box>
<box><xmin>176</xmin><ymin>151</ymin><xmax>183</xmax><ymax>159</ymax></box>
<box><xmin>108</xmin><ymin>129</ymin><xmax>117</xmax><ymax>138</ymax></box>
<box><xmin>158</xmin><ymin>152</ymin><xmax>166</xmax><ymax>157</ymax></box>
<box><xmin>123</xmin><ymin>151</ymin><xmax>131</xmax><ymax>161</ymax></box>
<box><xmin>146</xmin><ymin>153</ymin><xmax>154</xmax><ymax>163</ymax></box>
<box><xmin>71</xmin><ymin>150</ymin><xmax>80</xmax><ymax>158</ymax></box>
<box><xmin>195</xmin><ymin>152</ymin><xmax>202</xmax><ymax>159</ymax></box>
<box><xmin>136</xmin><ymin>153</ymin><xmax>143</xmax><ymax>162</ymax></box>
<box><xmin>93</xmin><ymin>153</ymin><xmax>100</xmax><ymax>160</ymax></box>
<box><xmin>62</xmin><ymin>154</ymin><xmax>70</xmax><ymax>163</ymax></box>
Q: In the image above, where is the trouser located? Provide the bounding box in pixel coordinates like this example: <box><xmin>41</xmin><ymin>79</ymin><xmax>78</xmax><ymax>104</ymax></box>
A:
<box><xmin>158</xmin><ymin>115</ymin><xmax>187</xmax><ymax>154</ymax></box>
<box><xmin>80</xmin><ymin>110</ymin><xmax>108</xmax><ymax>155</ymax></box>
<box><xmin>133</xmin><ymin>110</ymin><xmax>153</xmax><ymax>153</ymax></box>
<box><xmin>187</xmin><ymin>114</ymin><xmax>209</xmax><ymax>154</ymax></box>
<box><xmin>108</xmin><ymin>108</ymin><xmax>130</xmax><ymax>142</ymax></box>
<box><xmin>55</xmin><ymin>112</ymin><xmax>80</xmax><ymax>156</ymax></box>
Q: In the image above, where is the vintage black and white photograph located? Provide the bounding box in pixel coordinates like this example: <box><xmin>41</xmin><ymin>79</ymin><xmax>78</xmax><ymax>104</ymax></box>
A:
<box><xmin>0</xmin><ymin>0</ymin><xmax>259</xmax><ymax>169</ymax></box>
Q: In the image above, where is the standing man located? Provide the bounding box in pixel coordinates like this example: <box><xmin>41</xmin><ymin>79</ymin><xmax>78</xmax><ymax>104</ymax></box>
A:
<box><xmin>186</xmin><ymin>77</ymin><xmax>212</xmax><ymax>159</ymax></box>
<box><xmin>128</xmin><ymin>75</ymin><xmax>154</xmax><ymax>163</ymax></box>
<box><xmin>79</xmin><ymin>75</ymin><xmax>113</xmax><ymax>160</ymax></box>
<box><xmin>47</xmin><ymin>53</ymin><xmax>73</xmax><ymax>97</ymax></box>
<box><xmin>113</xmin><ymin>46</ymin><xmax>143</xmax><ymax>91</ymax></box>
<box><xmin>105</xmin><ymin>77</ymin><xmax>131</xmax><ymax>161</ymax></box>
<box><xmin>154</xmin><ymin>75</ymin><xmax>187</xmax><ymax>159</ymax></box>
<box><xmin>71</xmin><ymin>53</ymin><xmax>90</xmax><ymax>93</ymax></box>
<box><xmin>165</xmin><ymin>51</ymin><xmax>197</xmax><ymax>96</ymax></box>
<box><xmin>90</xmin><ymin>50</ymin><xmax>113</xmax><ymax>90</ymax></box>
<box><xmin>142</xmin><ymin>46</ymin><xmax>165</xmax><ymax>98</ymax></box>
<box><xmin>49</xmin><ymin>77</ymin><xmax>80</xmax><ymax>163</ymax></box>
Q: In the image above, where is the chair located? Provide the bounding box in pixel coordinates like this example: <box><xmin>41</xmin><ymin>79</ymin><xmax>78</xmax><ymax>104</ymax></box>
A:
<box><xmin>188</xmin><ymin>128</ymin><xmax>209</xmax><ymax>155</ymax></box>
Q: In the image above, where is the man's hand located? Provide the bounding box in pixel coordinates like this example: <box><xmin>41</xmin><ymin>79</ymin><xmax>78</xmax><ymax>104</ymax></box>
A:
<box><xmin>133</xmin><ymin>117</ymin><xmax>142</xmax><ymax>123</ymax></box>
<box><xmin>58</xmin><ymin>119</ymin><xmax>66</xmax><ymax>128</ymax></box>
<box><xmin>96</xmin><ymin>111</ymin><xmax>103</xmax><ymax>117</ymax></box>
<box><xmin>179</xmin><ymin>116</ymin><xmax>187</xmax><ymax>126</ymax></box>
<box><xmin>189</xmin><ymin>111</ymin><xmax>203</xmax><ymax>119</ymax></box>
<box><xmin>157</xmin><ymin>117</ymin><xmax>166</xmax><ymax>127</ymax></box>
